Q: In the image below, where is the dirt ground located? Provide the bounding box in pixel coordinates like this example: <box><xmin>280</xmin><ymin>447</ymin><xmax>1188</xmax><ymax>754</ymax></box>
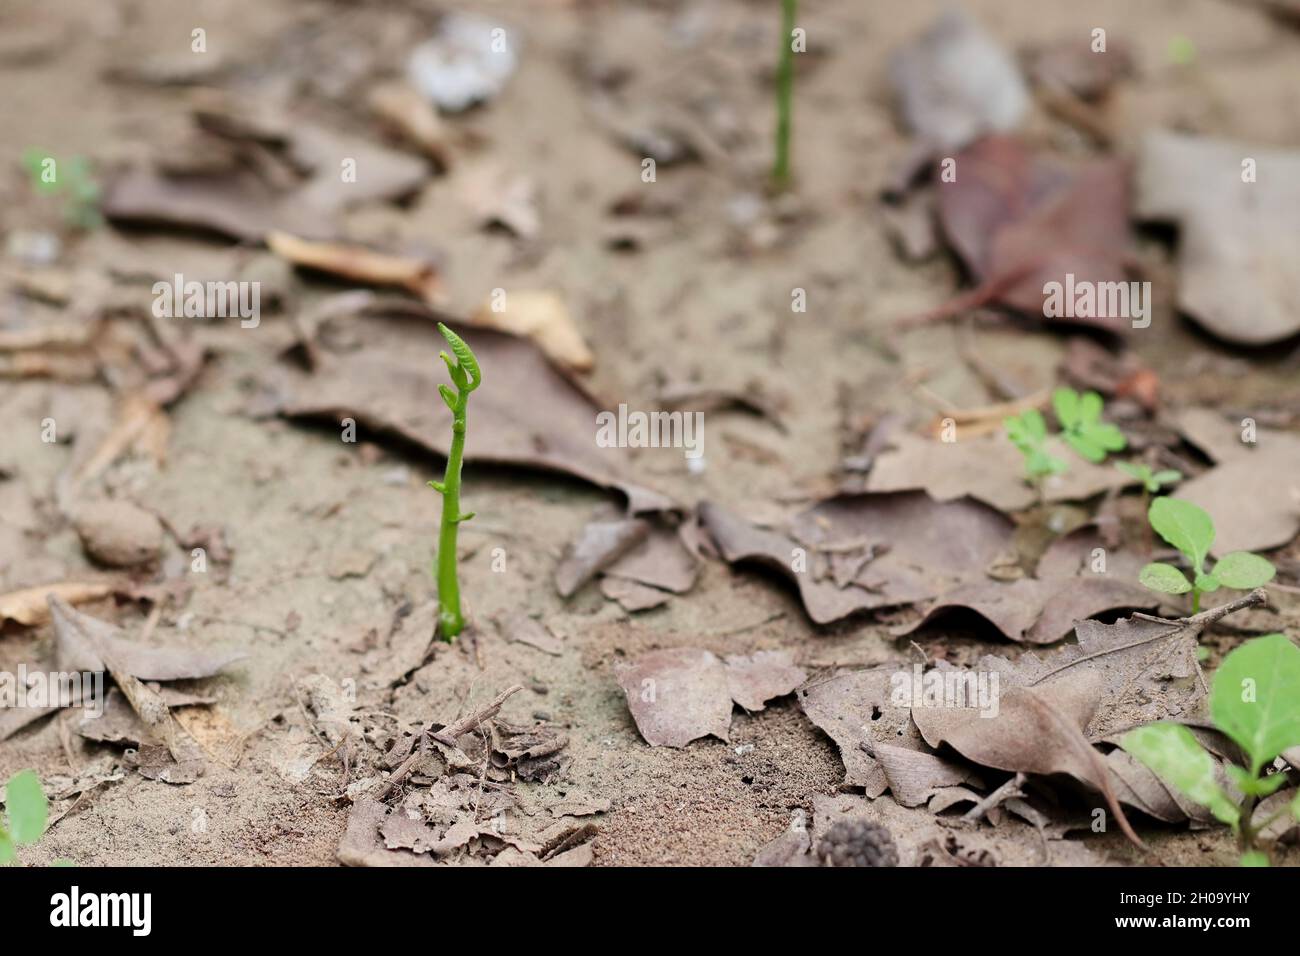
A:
<box><xmin>2</xmin><ymin>0</ymin><xmax>1300</xmax><ymax>867</ymax></box>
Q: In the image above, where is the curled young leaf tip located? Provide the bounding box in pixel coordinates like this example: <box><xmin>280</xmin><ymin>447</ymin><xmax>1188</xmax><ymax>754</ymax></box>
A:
<box><xmin>437</xmin><ymin>322</ymin><xmax>481</xmax><ymax>392</ymax></box>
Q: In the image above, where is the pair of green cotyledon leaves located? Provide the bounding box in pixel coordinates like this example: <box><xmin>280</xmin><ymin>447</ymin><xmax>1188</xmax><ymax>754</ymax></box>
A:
<box><xmin>1122</xmin><ymin>634</ymin><xmax>1300</xmax><ymax>858</ymax></box>
<box><xmin>0</xmin><ymin>770</ymin><xmax>48</xmax><ymax>865</ymax></box>
<box><xmin>1139</xmin><ymin>497</ymin><xmax>1275</xmax><ymax>600</ymax></box>
<box><xmin>1005</xmin><ymin>388</ymin><xmax>1127</xmax><ymax>478</ymax></box>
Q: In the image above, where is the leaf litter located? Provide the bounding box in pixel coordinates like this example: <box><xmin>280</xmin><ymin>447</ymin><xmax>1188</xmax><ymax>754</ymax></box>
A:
<box><xmin>615</xmin><ymin>648</ymin><xmax>807</xmax><ymax>748</ymax></box>
<box><xmin>271</xmin><ymin>308</ymin><xmax>675</xmax><ymax>514</ymax></box>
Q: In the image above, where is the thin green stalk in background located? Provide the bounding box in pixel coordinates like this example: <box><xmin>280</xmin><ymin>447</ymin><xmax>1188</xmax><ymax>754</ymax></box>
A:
<box><xmin>773</xmin><ymin>0</ymin><xmax>797</xmax><ymax>188</ymax></box>
<box><xmin>428</xmin><ymin>322</ymin><xmax>482</xmax><ymax>641</ymax></box>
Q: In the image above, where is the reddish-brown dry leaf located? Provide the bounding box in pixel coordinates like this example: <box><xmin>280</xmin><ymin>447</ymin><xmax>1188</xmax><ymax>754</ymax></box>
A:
<box><xmin>933</xmin><ymin>136</ymin><xmax>1133</xmax><ymax>331</ymax></box>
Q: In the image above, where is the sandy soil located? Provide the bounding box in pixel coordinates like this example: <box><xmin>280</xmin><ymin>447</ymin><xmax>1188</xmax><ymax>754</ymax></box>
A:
<box><xmin>2</xmin><ymin>0</ymin><xmax>1299</xmax><ymax>867</ymax></box>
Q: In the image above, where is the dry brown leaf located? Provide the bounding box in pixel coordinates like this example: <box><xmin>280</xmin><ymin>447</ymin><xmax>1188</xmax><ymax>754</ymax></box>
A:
<box><xmin>599</xmin><ymin>576</ymin><xmax>670</xmax><ymax>612</ymax></box>
<box><xmin>555</xmin><ymin>519</ymin><xmax>649</xmax><ymax>597</ymax></box>
<box><xmin>616</xmin><ymin>648</ymin><xmax>805</xmax><ymax>748</ymax></box>
<box><xmin>910</xmin><ymin>669</ymin><xmax>1143</xmax><ymax>846</ymax></box>
<box><xmin>469</xmin><ymin>291</ymin><xmax>593</xmax><ymax>373</ymax></box>
<box><xmin>866</xmin><ymin>431</ymin><xmax>1128</xmax><ymax>512</ymax></box>
<box><xmin>266</xmin><ymin>231</ymin><xmax>442</xmax><ymax>305</ymax></box>
<box><xmin>49</xmin><ymin>596</ymin><xmax>246</xmax><ymax>681</ymax></box>
<box><xmin>929</xmin><ymin>136</ymin><xmax>1133</xmax><ymax>331</ymax></box>
<box><xmin>1136</xmin><ymin>131</ymin><xmax>1300</xmax><ymax>345</ymax></box>
<box><xmin>901</xmin><ymin>575</ymin><xmax>1156</xmax><ymax>645</ymax></box>
<box><xmin>274</xmin><ymin>312</ymin><xmax>674</xmax><ymax>513</ymax></box>
<box><xmin>368</xmin><ymin>82</ymin><xmax>453</xmax><ymax>169</ymax></box>
<box><xmin>701</xmin><ymin>492</ymin><xmax>1013</xmax><ymax>624</ymax></box>
<box><xmin>0</xmin><ymin>581</ymin><xmax>113</xmax><ymax>626</ymax></box>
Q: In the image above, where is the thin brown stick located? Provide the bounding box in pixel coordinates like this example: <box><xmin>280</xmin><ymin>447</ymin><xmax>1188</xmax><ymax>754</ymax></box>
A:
<box><xmin>430</xmin><ymin>684</ymin><xmax>523</xmax><ymax>746</ymax></box>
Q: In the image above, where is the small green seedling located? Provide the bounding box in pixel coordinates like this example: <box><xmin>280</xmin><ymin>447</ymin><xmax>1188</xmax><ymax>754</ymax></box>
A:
<box><xmin>772</xmin><ymin>0</ymin><xmax>798</xmax><ymax>188</ymax></box>
<box><xmin>1005</xmin><ymin>408</ymin><xmax>1067</xmax><ymax>484</ymax></box>
<box><xmin>1004</xmin><ymin>388</ymin><xmax>1126</xmax><ymax>500</ymax></box>
<box><xmin>1122</xmin><ymin>633</ymin><xmax>1300</xmax><ymax>865</ymax></box>
<box><xmin>22</xmin><ymin>149</ymin><xmax>102</xmax><ymax>230</ymax></box>
<box><xmin>1052</xmin><ymin>387</ymin><xmax>1126</xmax><ymax>463</ymax></box>
<box><xmin>1116</xmin><ymin>462</ymin><xmax>1182</xmax><ymax>551</ymax></box>
<box><xmin>1115</xmin><ymin>461</ymin><xmax>1182</xmax><ymax>495</ymax></box>
<box><xmin>0</xmin><ymin>770</ymin><xmax>49</xmax><ymax>865</ymax></box>
<box><xmin>428</xmin><ymin>322</ymin><xmax>482</xmax><ymax>641</ymax></box>
<box><xmin>1139</xmin><ymin>497</ymin><xmax>1275</xmax><ymax>614</ymax></box>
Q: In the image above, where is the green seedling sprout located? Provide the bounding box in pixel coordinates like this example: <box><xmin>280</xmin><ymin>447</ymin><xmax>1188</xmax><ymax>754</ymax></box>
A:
<box><xmin>1116</xmin><ymin>461</ymin><xmax>1182</xmax><ymax>551</ymax></box>
<box><xmin>1004</xmin><ymin>388</ymin><xmax>1125</xmax><ymax>504</ymax></box>
<box><xmin>1115</xmin><ymin>461</ymin><xmax>1182</xmax><ymax>496</ymax></box>
<box><xmin>1052</xmin><ymin>387</ymin><xmax>1126</xmax><ymax>463</ymax></box>
<box><xmin>1139</xmin><ymin>497</ymin><xmax>1275</xmax><ymax>614</ymax></box>
<box><xmin>428</xmin><ymin>322</ymin><xmax>482</xmax><ymax>641</ymax></box>
<box><xmin>1004</xmin><ymin>407</ymin><xmax>1067</xmax><ymax>500</ymax></box>
<box><xmin>1</xmin><ymin>770</ymin><xmax>48</xmax><ymax>866</ymax></box>
<box><xmin>1121</xmin><ymin>632</ymin><xmax>1300</xmax><ymax>865</ymax></box>
<box><xmin>21</xmin><ymin>149</ymin><xmax>102</xmax><ymax>230</ymax></box>
<box><xmin>772</xmin><ymin>0</ymin><xmax>797</xmax><ymax>188</ymax></box>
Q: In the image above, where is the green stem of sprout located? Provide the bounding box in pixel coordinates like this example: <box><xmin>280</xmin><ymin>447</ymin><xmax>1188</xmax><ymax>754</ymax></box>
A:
<box><xmin>429</xmin><ymin>322</ymin><xmax>481</xmax><ymax>641</ymax></box>
<box><xmin>773</xmin><ymin>0</ymin><xmax>797</xmax><ymax>188</ymax></box>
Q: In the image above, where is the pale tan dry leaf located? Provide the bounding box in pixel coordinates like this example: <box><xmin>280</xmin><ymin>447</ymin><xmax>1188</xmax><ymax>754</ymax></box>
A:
<box><xmin>266</xmin><ymin>231</ymin><xmax>442</xmax><ymax>305</ymax></box>
<box><xmin>0</xmin><ymin>581</ymin><xmax>113</xmax><ymax>626</ymax></box>
<box><xmin>469</xmin><ymin>290</ymin><xmax>593</xmax><ymax>372</ymax></box>
<box><xmin>368</xmin><ymin>82</ymin><xmax>452</xmax><ymax>169</ymax></box>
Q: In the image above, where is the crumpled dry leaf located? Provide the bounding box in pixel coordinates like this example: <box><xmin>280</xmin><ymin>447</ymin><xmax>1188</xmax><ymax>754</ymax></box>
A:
<box><xmin>339</xmin><ymin>798</ymin><xmax>440</xmax><ymax>867</ymax></box>
<box><xmin>469</xmin><ymin>291</ymin><xmax>592</xmax><ymax>372</ymax></box>
<box><xmin>866</xmin><ymin>431</ymin><xmax>1128</xmax><ymax>512</ymax></box>
<box><xmin>368</xmin><ymin>81</ymin><xmax>454</xmax><ymax>169</ymax></box>
<box><xmin>604</xmin><ymin>523</ymin><xmax>699</xmax><ymax>594</ymax></box>
<box><xmin>49</xmin><ymin>597</ymin><xmax>210</xmax><ymax>781</ymax></box>
<box><xmin>555</xmin><ymin>518</ymin><xmax>649</xmax><ymax>598</ymax></box>
<box><xmin>889</xmin><ymin>9</ymin><xmax>1029</xmax><ymax>151</ymax></box>
<box><xmin>1136</xmin><ymin>130</ymin><xmax>1300</xmax><ymax>345</ymax></box>
<box><xmin>273</xmin><ymin>311</ymin><xmax>673</xmax><ymax>513</ymax></box>
<box><xmin>0</xmin><ymin>581</ymin><xmax>112</xmax><ymax>626</ymax></box>
<box><xmin>266</xmin><ymin>231</ymin><xmax>442</xmax><ymax>305</ymax></box>
<box><xmin>1171</xmin><ymin>409</ymin><xmax>1300</xmax><ymax>555</ymax></box>
<box><xmin>900</xmin><ymin>574</ymin><xmax>1156</xmax><ymax>645</ymax></box>
<box><xmin>102</xmin><ymin>166</ymin><xmax>331</xmax><ymax>243</ymax></box>
<box><xmin>77</xmin><ymin>686</ymin><xmax>214</xmax><ymax>746</ymax></box>
<box><xmin>600</xmin><ymin>576</ymin><xmax>670</xmax><ymax>612</ymax></box>
<box><xmin>909</xmin><ymin>668</ymin><xmax>1143</xmax><ymax>846</ymax></box>
<box><xmin>900</xmin><ymin>597</ymin><xmax>1260</xmax><ymax>836</ymax></box>
<box><xmin>616</xmin><ymin>648</ymin><xmax>806</xmax><ymax>748</ymax></box>
<box><xmin>104</xmin><ymin>105</ymin><xmax>428</xmax><ymax>241</ymax></box>
<box><xmin>797</xmin><ymin>667</ymin><xmax>930</xmax><ymax>795</ymax></box>
<box><xmin>725</xmin><ymin>650</ymin><xmax>808</xmax><ymax>712</ymax></box>
<box><xmin>931</xmin><ymin>136</ymin><xmax>1133</xmax><ymax>331</ymax></box>
<box><xmin>49</xmin><ymin>596</ymin><xmax>246</xmax><ymax>681</ymax></box>
<box><xmin>497</xmin><ymin>614</ymin><xmax>563</xmax><ymax>656</ymax></box>
<box><xmin>701</xmin><ymin>492</ymin><xmax>1013</xmax><ymax>624</ymax></box>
